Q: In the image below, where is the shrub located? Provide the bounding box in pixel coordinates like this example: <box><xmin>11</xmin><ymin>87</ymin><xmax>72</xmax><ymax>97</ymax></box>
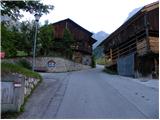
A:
<box><xmin>96</xmin><ymin>57</ymin><xmax>106</xmax><ymax>65</ymax></box>
<box><xmin>91</xmin><ymin>55</ymin><xmax>96</xmax><ymax>68</ymax></box>
<box><xmin>16</xmin><ymin>59</ymin><xmax>32</xmax><ymax>70</ymax></box>
<box><xmin>103</xmin><ymin>66</ymin><xmax>117</xmax><ymax>75</ymax></box>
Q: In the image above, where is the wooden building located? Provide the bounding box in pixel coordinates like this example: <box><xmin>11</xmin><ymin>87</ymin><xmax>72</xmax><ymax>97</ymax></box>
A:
<box><xmin>101</xmin><ymin>2</ymin><xmax>159</xmax><ymax>78</ymax></box>
<box><xmin>52</xmin><ymin>18</ymin><xmax>96</xmax><ymax>65</ymax></box>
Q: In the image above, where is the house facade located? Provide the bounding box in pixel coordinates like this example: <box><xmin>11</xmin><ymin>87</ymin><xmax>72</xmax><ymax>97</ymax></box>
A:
<box><xmin>101</xmin><ymin>2</ymin><xmax>159</xmax><ymax>78</ymax></box>
<box><xmin>52</xmin><ymin>18</ymin><xmax>96</xmax><ymax>66</ymax></box>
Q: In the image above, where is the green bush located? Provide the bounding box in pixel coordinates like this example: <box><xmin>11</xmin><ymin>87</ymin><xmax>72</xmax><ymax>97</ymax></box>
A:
<box><xmin>16</xmin><ymin>51</ymin><xmax>28</xmax><ymax>57</ymax></box>
<box><xmin>103</xmin><ymin>67</ymin><xmax>117</xmax><ymax>75</ymax></box>
<box><xmin>16</xmin><ymin>59</ymin><xmax>32</xmax><ymax>70</ymax></box>
<box><xmin>96</xmin><ymin>57</ymin><xmax>106</xmax><ymax>65</ymax></box>
<box><xmin>1</xmin><ymin>24</ymin><xmax>17</xmax><ymax>58</ymax></box>
<box><xmin>91</xmin><ymin>55</ymin><xmax>96</xmax><ymax>68</ymax></box>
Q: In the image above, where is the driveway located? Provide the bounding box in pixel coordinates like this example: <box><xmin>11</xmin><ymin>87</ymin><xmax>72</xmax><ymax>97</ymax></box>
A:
<box><xmin>18</xmin><ymin>66</ymin><xmax>159</xmax><ymax>119</ymax></box>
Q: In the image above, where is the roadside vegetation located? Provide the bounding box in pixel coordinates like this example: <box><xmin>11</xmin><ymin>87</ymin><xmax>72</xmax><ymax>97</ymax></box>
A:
<box><xmin>103</xmin><ymin>66</ymin><xmax>117</xmax><ymax>75</ymax></box>
<box><xmin>15</xmin><ymin>59</ymin><xmax>32</xmax><ymax>70</ymax></box>
<box><xmin>103</xmin><ymin>68</ymin><xmax>117</xmax><ymax>75</ymax></box>
<box><xmin>96</xmin><ymin>57</ymin><xmax>105</xmax><ymax>65</ymax></box>
<box><xmin>1</xmin><ymin>62</ymin><xmax>42</xmax><ymax>80</ymax></box>
<box><xmin>95</xmin><ymin>57</ymin><xmax>117</xmax><ymax>74</ymax></box>
<box><xmin>1</xmin><ymin>1</ymin><xmax>53</xmax><ymax>119</ymax></box>
<box><xmin>91</xmin><ymin>55</ymin><xmax>96</xmax><ymax>68</ymax></box>
<box><xmin>1</xmin><ymin>1</ymin><xmax>54</xmax><ymax>58</ymax></box>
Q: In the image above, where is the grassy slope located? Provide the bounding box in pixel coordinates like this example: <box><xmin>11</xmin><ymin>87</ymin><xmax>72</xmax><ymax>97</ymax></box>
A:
<box><xmin>1</xmin><ymin>62</ymin><xmax>42</xmax><ymax>80</ymax></box>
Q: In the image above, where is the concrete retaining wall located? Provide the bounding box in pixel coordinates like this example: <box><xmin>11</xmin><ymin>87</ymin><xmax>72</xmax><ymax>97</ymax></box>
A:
<box><xmin>3</xmin><ymin>57</ymin><xmax>91</xmax><ymax>72</ymax></box>
<box><xmin>1</xmin><ymin>73</ymin><xmax>40</xmax><ymax>112</ymax></box>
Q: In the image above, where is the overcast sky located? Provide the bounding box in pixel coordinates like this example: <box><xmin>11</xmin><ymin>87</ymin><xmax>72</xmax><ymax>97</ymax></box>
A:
<box><xmin>21</xmin><ymin>0</ymin><xmax>158</xmax><ymax>34</ymax></box>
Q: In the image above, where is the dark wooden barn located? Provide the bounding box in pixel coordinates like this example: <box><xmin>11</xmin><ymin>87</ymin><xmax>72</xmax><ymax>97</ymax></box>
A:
<box><xmin>101</xmin><ymin>1</ymin><xmax>159</xmax><ymax>78</ymax></box>
<box><xmin>52</xmin><ymin>18</ymin><xmax>96</xmax><ymax>65</ymax></box>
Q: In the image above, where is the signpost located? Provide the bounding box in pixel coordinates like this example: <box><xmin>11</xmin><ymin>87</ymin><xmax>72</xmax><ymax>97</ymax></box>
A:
<box><xmin>48</xmin><ymin>60</ymin><xmax>56</xmax><ymax>68</ymax></box>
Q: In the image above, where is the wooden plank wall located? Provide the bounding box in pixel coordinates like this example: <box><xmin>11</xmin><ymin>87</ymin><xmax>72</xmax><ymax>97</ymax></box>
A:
<box><xmin>53</xmin><ymin>20</ymin><xmax>93</xmax><ymax>55</ymax></box>
<box><xmin>149</xmin><ymin>36</ymin><xmax>159</xmax><ymax>53</ymax></box>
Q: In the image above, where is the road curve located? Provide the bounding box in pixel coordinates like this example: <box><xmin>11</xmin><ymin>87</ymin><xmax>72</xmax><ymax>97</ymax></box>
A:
<box><xmin>18</xmin><ymin>66</ymin><xmax>159</xmax><ymax>119</ymax></box>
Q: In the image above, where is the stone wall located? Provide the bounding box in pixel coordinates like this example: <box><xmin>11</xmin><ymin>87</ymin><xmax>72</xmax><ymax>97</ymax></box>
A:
<box><xmin>3</xmin><ymin>57</ymin><xmax>91</xmax><ymax>72</ymax></box>
<box><xmin>82</xmin><ymin>55</ymin><xmax>92</xmax><ymax>65</ymax></box>
<box><xmin>72</xmin><ymin>52</ymin><xmax>92</xmax><ymax>66</ymax></box>
<box><xmin>1</xmin><ymin>73</ymin><xmax>40</xmax><ymax>112</ymax></box>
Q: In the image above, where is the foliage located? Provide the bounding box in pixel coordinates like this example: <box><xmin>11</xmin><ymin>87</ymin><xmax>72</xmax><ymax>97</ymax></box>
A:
<box><xmin>1</xmin><ymin>23</ymin><xmax>18</xmax><ymax>57</ymax></box>
<box><xmin>53</xmin><ymin>28</ymin><xmax>75</xmax><ymax>59</ymax></box>
<box><xmin>103</xmin><ymin>67</ymin><xmax>117</xmax><ymax>75</ymax></box>
<box><xmin>63</xmin><ymin>28</ymin><xmax>75</xmax><ymax>59</ymax></box>
<box><xmin>1</xmin><ymin>111</ymin><xmax>20</xmax><ymax>119</ymax></box>
<box><xmin>91</xmin><ymin>55</ymin><xmax>96</xmax><ymax>68</ymax></box>
<box><xmin>16</xmin><ymin>51</ymin><xmax>28</xmax><ymax>57</ymax></box>
<box><xmin>16</xmin><ymin>59</ymin><xmax>32</xmax><ymax>70</ymax></box>
<box><xmin>96</xmin><ymin>57</ymin><xmax>106</xmax><ymax>65</ymax></box>
<box><xmin>93</xmin><ymin>46</ymin><xmax>104</xmax><ymax>59</ymax></box>
<box><xmin>1</xmin><ymin>62</ymin><xmax>42</xmax><ymax>80</ymax></box>
<box><xmin>38</xmin><ymin>24</ymin><xmax>54</xmax><ymax>56</ymax></box>
<box><xmin>103</xmin><ymin>66</ymin><xmax>118</xmax><ymax>75</ymax></box>
<box><xmin>17</xmin><ymin>21</ymin><xmax>35</xmax><ymax>56</ymax></box>
<box><xmin>1</xmin><ymin>1</ymin><xmax>54</xmax><ymax>57</ymax></box>
<box><xmin>1</xmin><ymin>1</ymin><xmax>54</xmax><ymax>20</ymax></box>
<box><xmin>1</xmin><ymin>21</ymin><xmax>35</xmax><ymax>58</ymax></box>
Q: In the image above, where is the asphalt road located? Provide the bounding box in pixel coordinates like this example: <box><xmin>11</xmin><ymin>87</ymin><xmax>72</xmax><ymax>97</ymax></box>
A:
<box><xmin>18</xmin><ymin>66</ymin><xmax>159</xmax><ymax>119</ymax></box>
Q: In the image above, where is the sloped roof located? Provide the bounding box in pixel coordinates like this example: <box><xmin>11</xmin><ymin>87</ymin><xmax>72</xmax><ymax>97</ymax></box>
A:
<box><xmin>52</xmin><ymin>18</ymin><xmax>93</xmax><ymax>36</ymax></box>
<box><xmin>100</xmin><ymin>1</ymin><xmax>159</xmax><ymax>46</ymax></box>
<box><xmin>52</xmin><ymin>18</ymin><xmax>97</xmax><ymax>43</ymax></box>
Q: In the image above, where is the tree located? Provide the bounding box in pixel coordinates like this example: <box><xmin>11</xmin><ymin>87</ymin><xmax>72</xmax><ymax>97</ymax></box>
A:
<box><xmin>1</xmin><ymin>24</ymin><xmax>18</xmax><ymax>57</ymax></box>
<box><xmin>17</xmin><ymin>21</ymin><xmax>35</xmax><ymax>56</ymax></box>
<box><xmin>1</xmin><ymin>20</ymin><xmax>36</xmax><ymax>57</ymax></box>
<box><xmin>1</xmin><ymin>1</ymin><xmax>54</xmax><ymax>20</ymax></box>
<box><xmin>38</xmin><ymin>24</ymin><xmax>54</xmax><ymax>56</ymax></box>
<box><xmin>91</xmin><ymin>55</ymin><xmax>96</xmax><ymax>68</ymax></box>
<box><xmin>63</xmin><ymin>28</ymin><xmax>75</xmax><ymax>59</ymax></box>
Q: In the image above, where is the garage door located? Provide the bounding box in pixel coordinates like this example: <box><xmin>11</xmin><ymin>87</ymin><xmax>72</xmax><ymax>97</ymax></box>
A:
<box><xmin>117</xmin><ymin>53</ymin><xmax>135</xmax><ymax>77</ymax></box>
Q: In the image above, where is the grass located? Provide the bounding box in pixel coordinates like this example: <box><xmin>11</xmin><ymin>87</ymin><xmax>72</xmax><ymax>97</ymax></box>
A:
<box><xmin>1</xmin><ymin>62</ymin><xmax>42</xmax><ymax>80</ymax></box>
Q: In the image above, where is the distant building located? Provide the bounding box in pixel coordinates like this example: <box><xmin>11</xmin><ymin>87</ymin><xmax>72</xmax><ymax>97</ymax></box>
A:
<box><xmin>101</xmin><ymin>2</ymin><xmax>159</xmax><ymax>78</ymax></box>
<box><xmin>52</xmin><ymin>18</ymin><xmax>97</xmax><ymax>66</ymax></box>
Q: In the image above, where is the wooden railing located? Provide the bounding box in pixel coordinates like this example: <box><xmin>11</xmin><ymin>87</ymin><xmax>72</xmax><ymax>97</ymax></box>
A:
<box><xmin>104</xmin><ymin>36</ymin><xmax>152</xmax><ymax>67</ymax></box>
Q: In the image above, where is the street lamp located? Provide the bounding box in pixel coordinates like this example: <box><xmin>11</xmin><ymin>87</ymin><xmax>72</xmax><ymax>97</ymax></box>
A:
<box><xmin>32</xmin><ymin>13</ymin><xmax>41</xmax><ymax>71</ymax></box>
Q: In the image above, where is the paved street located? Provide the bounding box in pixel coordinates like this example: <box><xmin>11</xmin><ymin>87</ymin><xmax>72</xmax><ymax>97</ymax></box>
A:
<box><xmin>18</xmin><ymin>66</ymin><xmax>159</xmax><ymax>119</ymax></box>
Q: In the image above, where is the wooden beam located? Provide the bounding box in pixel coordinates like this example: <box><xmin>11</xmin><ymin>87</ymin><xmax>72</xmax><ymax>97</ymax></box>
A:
<box><xmin>144</xmin><ymin>12</ymin><xmax>150</xmax><ymax>51</ymax></box>
<box><xmin>110</xmin><ymin>48</ymin><xmax>112</xmax><ymax>60</ymax></box>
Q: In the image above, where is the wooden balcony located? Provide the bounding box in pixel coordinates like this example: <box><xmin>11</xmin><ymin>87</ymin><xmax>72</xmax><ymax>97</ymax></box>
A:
<box><xmin>136</xmin><ymin>38</ymin><xmax>148</xmax><ymax>56</ymax></box>
<box><xmin>74</xmin><ymin>46</ymin><xmax>92</xmax><ymax>54</ymax></box>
